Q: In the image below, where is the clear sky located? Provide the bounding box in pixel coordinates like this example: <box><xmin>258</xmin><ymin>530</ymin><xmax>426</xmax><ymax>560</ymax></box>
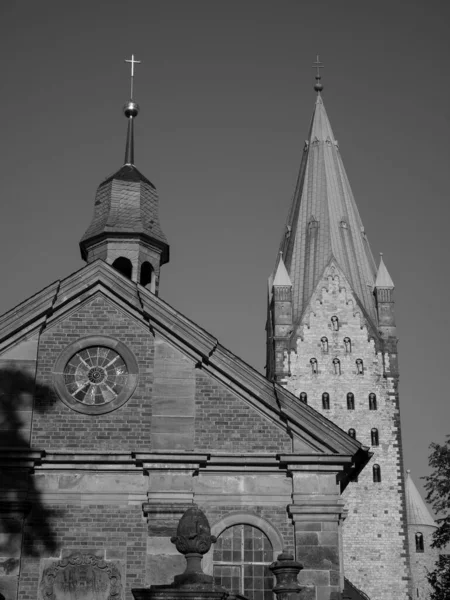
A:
<box><xmin>0</xmin><ymin>1</ymin><xmax>448</xmax><ymax>505</ymax></box>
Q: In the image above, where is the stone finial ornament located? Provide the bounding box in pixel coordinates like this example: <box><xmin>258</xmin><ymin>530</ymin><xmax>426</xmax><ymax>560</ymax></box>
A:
<box><xmin>269</xmin><ymin>552</ymin><xmax>303</xmax><ymax>600</ymax></box>
<box><xmin>170</xmin><ymin>505</ymin><xmax>217</xmax><ymax>556</ymax></box>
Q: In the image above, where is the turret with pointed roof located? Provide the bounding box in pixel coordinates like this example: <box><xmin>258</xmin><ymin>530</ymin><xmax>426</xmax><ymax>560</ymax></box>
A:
<box><xmin>80</xmin><ymin>76</ymin><xmax>169</xmax><ymax>295</ymax></box>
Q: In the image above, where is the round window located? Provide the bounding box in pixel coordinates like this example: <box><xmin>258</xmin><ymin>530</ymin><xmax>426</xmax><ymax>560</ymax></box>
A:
<box><xmin>53</xmin><ymin>336</ymin><xmax>138</xmax><ymax>414</ymax></box>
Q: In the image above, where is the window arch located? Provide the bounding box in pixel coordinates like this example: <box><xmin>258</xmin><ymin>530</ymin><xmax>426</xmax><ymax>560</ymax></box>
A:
<box><xmin>213</xmin><ymin>524</ymin><xmax>274</xmax><ymax>599</ymax></box>
<box><xmin>347</xmin><ymin>392</ymin><xmax>355</xmax><ymax>410</ymax></box>
<box><xmin>299</xmin><ymin>392</ymin><xmax>307</xmax><ymax>404</ymax></box>
<box><xmin>331</xmin><ymin>315</ymin><xmax>339</xmax><ymax>331</ymax></box>
<box><xmin>322</xmin><ymin>392</ymin><xmax>330</xmax><ymax>410</ymax></box>
<box><xmin>332</xmin><ymin>357</ymin><xmax>341</xmax><ymax>375</ymax></box>
<box><xmin>348</xmin><ymin>428</ymin><xmax>356</xmax><ymax>439</ymax></box>
<box><xmin>140</xmin><ymin>261</ymin><xmax>154</xmax><ymax>291</ymax></box>
<box><xmin>320</xmin><ymin>337</ymin><xmax>328</xmax><ymax>352</ymax></box>
<box><xmin>356</xmin><ymin>359</ymin><xmax>364</xmax><ymax>375</ymax></box>
<box><xmin>369</xmin><ymin>393</ymin><xmax>377</xmax><ymax>410</ymax></box>
<box><xmin>415</xmin><ymin>532</ymin><xmax>424</xmax><ymax>553</ymax></box>
<box><xmin>373</xmin><ymin>464</ymin><xmax>381</xmax><ymax>483</ymax></box>
<box><xmin>112</xmin><ymin>256</ymin><xmax>132</xmax><ymax>280</ymax></box>
<box><xmin>310</xmin><ymin>358</ymin><xmax>318</xmax><ymax>374</ymax></box>
<box><xmin>371</xmin><ymin>428</ymin><xmax>379</xmax><ymax>446</ymax></box>
<box><xmin>343</xmin><ymin>337</ymin><xmax>351</xmax><ymax>353</ymax></box>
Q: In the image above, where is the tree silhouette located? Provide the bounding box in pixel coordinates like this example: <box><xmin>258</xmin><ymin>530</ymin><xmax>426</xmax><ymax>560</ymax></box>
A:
<box><xmin>0</xmin><ymin>365</ymin><xmax>59</xmax><ymax>599</ymax></box>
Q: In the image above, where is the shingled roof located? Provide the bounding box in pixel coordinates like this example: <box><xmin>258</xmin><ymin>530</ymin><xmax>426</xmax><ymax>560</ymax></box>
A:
<box><xmin>279</xmin><ymin>93</ymin><xmax>378</xmax><ymax>327</ymax></box>
<box><xmin>405</xmin><ymin>470</ymin><xmax>436</xmax><ymax>528</ymax></box>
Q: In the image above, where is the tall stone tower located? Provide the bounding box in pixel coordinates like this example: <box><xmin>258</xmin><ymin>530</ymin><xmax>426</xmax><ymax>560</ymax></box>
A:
<box><xmin>266</xmin><ymin>66</ymin><xmax>411</xmax><ymax>599</ymax></box>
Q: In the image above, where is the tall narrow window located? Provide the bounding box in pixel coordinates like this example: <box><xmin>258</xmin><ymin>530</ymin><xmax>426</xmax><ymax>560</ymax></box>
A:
<box><xmin>343</xmin><ymin>337</ymin><xmax>351</xmax><ymax>353</ymax></box>
<box><xmin>331</xmin><ymin>315</ymin><xmax>339</xmax><ymax>331</ymax></box>
<box><xmin>347</xmin><ymin>392</ymin><xmax>355</xmax><ymax>410</ymax></box>
<box><xmin>140</xmin><ymin>261</ymin><xmax>154</xmax><ymax>290</ymax></box>
<box><xmin>415</xmin><ymin>532</ymin><xmax>424</xmax><ymax>553</ymax></box>
<box><xmin>213</xmin><ymin>525</ymin><xmax>274</xmax><ymax>600</ymax></box>
<box><xmin>300</xmin><ymin>392</ymin><xmax>307</xmax><ymax>404</ymax></box>
<box><xmin>371</xmin><ymin>428</ymin><xmax>379</xmax><ymax>446</ymax></box>
<box><xmin>348</xmin><ymin>428</ymin><xmax>356</xmax><ymax>439</ymax></box>
<box><xmin>369</xmin><ymin>393</ymin><xmax>377</xmax><ymax>410</ymax></box>
<box><xmin>112</xmin><ymin>256</ymin><xmax>133</xmax><ymax>280</ymax></box>
<box><xmin>356</xmin><ymin>359</ymin><xmax>364</xmax><ymax>375</ymax></box>
<box><xmin>321</xmin><ymin>336</ymin><xmax>328</xmax><ymax>352</ymax></box>
<box><xmin>373</xmin><ymin>464</ymin><xmax>381</xmax><ymax>483</ymax></box>
<box><xmin>310</xmin><ymin>358</ymin><xmax>318</xmax><ymax>374</ymax></box>
<box><xmin>332</xmin><ymin>358</ymin><xmax>341</xmax><ymax>375</ymax></box>
<box><xmin>322</xmin><ymin>392</ymin><xmax>330</xmax><ymax>410</ymax></box>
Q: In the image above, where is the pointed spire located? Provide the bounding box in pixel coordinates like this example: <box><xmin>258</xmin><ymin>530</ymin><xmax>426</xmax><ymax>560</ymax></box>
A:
<box><xmin>279</xmin><ymin>75</ymin><xmax>378</xmax><ymax>326</ymax></box>
<box><xmin>123</xmin><ymin>54</ymin><xmax>141</xmax><ymax>166</ymax></box>
<box><xmin>375</xmin><ymin>253</ymin><xmax>394</xmax><ymax>288</ymax></box>
<box><xmin>405</xmin><ymin>470</ymin><xmax>436</xmax><ymax>527</ymax></box>
<box><xmin>273</xmin><ymin>253</ymin><xmax>292</xmax><ymax>287</ymax></box>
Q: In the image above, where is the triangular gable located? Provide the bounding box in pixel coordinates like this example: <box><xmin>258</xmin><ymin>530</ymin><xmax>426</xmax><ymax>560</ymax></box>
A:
<box><xmin>0</xmin><ymin>259</ymin><xmax>370</xmax><ymax>477</ymax></box>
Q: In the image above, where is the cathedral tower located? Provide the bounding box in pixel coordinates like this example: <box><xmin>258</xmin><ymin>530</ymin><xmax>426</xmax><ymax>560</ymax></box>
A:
<box><xmin>80</xmin><ymin>55</ymin><xmax>169</xmax><ymax>294</ymax></box>
<box><xmin>266</xmin><ymin>63</ymin><xmax>411</xmax><ymax>599</ymax></box>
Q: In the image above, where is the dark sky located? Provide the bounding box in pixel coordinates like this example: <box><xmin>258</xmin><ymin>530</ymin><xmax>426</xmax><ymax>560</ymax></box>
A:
<box><xmin>0</xmin><ymin>1</ymin><xmax>449</xmax><ymax>504</ymax></box>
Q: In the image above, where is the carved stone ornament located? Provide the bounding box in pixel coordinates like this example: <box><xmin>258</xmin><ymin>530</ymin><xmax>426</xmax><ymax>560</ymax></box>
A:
<box><xmin>39</xmin><ymin>552</ymin><xmax>122</xmax><ymax>600</ymax></box>
<box><xmin>170</xmin><ymin>505</ymin><xmax>216</xmax><ymax>556</ymax></box>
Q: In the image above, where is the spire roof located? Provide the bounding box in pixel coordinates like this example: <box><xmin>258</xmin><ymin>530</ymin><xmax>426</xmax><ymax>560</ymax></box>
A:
<box><xmin>273</xmin><ymin>253</ymin><xmax>292</xmax><ymax>286</ymax></box>
<box><xmin>405</xmin><ymin>470</ymin><xmax>436</xmax><ymax>527</ymax></box>
<box><xmin>280</xmin><ymin>91</ymin><xmax>378</xmax><ymax>325</ymax></box>
<box><xmin>375</xmin><ymin>254</ymin><xmax>394</xmax><ymax>288</ymax></box>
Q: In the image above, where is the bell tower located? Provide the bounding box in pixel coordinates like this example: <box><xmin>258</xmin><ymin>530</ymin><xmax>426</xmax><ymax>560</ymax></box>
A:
<box><xmin>266</xmin><ymin>60</ymin><xmax>412</xmax><ymax>600</ymax></box>
<box><xmin>79</xmin><ymin>55</ymin><xmax>169</xmax><ymax>294</ymax></box>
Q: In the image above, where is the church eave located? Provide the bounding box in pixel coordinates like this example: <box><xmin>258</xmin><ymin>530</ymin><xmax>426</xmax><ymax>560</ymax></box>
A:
<box><xmin>79</xmin><ymin>231</ymin><xmax>170</xmax><ymax>264</ymax></box>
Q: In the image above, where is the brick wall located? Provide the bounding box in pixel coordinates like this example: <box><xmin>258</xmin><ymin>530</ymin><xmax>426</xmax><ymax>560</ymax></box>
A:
<box><xmin>194</xmin><ymin>370</ymin><xmax>292</xmax><ymax>453</ymax></box>
<box><xmin>282</xmin><ymin>264</ymin><xmax>410</xmax><ymax>600</ymax></box>
<box><xmin>32</xmin><ymin>294</ymin><xmax>154</xmax><ymax>451</ymax></box>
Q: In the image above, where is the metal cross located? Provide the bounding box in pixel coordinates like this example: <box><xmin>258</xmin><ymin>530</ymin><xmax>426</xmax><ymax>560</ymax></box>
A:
<box><xmin>125</xmin><ymin>54</ymin><xmax>141</xmax><ymax>99</ymax></box>
<box><xmin>312</xmin><ymin>55</ymin><xmax>324</xmax><ymax>78</ymax></box>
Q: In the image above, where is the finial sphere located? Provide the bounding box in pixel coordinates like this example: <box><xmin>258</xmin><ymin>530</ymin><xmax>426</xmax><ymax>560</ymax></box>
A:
<box><xmin>123</xmin><ymin>101</ymin><xmax>140</xmax><ymax>118</ymax></box>
<box><xmin>314</xmin><ymin>81</ymin><xmax>323</xmax><ymax>92</ymax></box>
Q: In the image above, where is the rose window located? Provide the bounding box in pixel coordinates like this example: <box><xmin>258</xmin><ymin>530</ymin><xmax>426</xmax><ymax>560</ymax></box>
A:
<box><xmin>63</xmin><ymin>346</ymin><xmax>129</xmax><ymax>406</ymax></box>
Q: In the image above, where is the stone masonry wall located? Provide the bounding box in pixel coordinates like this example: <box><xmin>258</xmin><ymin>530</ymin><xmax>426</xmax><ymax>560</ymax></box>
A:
<box><xmin>32</xmin><ymin>293</ymin><xmax>154</xmax><ymax>450</ymax></box>
<box><xmin>282</xmin><ymin>263</ymin><xmax>410</xmax><ymax>600</ymax></box>
<box><xmin>408</xmin><ymin>524</ymin><xmax>438</xmax><ymax>600</ymax></box>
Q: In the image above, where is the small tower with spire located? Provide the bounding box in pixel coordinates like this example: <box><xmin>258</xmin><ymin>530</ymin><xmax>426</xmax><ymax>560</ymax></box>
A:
<box><xmin>267</xmin><ymin>253</ymin><xmax>293</xmax><ymax>380</ymax></box>
<box><xmin>79</xmin><ymin>55</ymin><xmax>169</xmax><ymax>294</ymax></box>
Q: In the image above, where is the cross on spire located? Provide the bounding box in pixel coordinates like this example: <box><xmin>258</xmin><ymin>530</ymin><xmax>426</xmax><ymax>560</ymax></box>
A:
<box><xmin>125</xmin><ymin>54</ymin><xmax>141</xmax><ymax>100</ymax></box>
<box><xmin>312</xmin><ymin>55</ymin><xmax>324</xmax><ymax>93</ymax></box>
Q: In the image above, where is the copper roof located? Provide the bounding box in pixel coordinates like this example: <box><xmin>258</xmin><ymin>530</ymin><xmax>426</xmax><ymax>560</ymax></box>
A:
<box><xmin>280</xmin><ymin>94</ymin><xmax>378</xmax><ymax>326</ymax></box>
<box><xmin>405</xmin><ymin>470</ymin><xmax>436</xmax><ymax>528</ymax></box>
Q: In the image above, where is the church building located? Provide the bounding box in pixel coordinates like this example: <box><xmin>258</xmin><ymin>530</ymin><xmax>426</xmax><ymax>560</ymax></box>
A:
<box><xmin>0</xmin><ymin>59</ymin><xmax>436</xmax><ymax>600</ymax></box>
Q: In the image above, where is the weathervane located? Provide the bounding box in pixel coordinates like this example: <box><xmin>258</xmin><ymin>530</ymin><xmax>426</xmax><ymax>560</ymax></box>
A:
<box><xmin>125</xmin><ymin>54</ymin><xmax>141</xmax><ymax>100</ymax></box>
<box><xmin>312</xmin><ymin>55</ymin><xmax>324</xmax><ymax>93</ymax></box>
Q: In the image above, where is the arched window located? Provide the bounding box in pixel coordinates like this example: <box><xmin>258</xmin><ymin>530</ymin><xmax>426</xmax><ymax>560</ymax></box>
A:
<box><xmin>371</xmin><ymin>428</ymin><xmax>379</xmax><ymax>446</ymax></box>
<box><xmin>356</xmin><ymin>359</ymin><xmax>364</xmax><ymax>375</ymax></box>
<box><xmin>321</xmin><ymin>336</ymin><xmax>328</xmax><ymax>352</ymax></box>
<box><xmin>331</xmin><ymin>315</ymin><xmax>339</xmax><ymax>331</ymax></box>
<box><xmin>213</xmin><ymin>525</ymin><xmax>274</xmax><ymax>599</ymax></box>
<box><xmin>369</xmin><ymin>393</ymin><xmax>377</xmax><ymax>410</ymax></box>
<box><xmin>373</xmin><ymin>464</ymin><xmax>381</xmax><ymax>483</ymax></box>
<box><xmin>112</xmin><ymin>257</ymin><xmax>132</xmax><ymax>280</ymax></box>
<box><xmin>140</xmin><ymin>261</ymin><xmax>154</xmax><ymax>290</ymax></box>
<box><xmin>415</xmin><ymin>532</ymin><xmax>424</xmax><ymax>553</ymax></box>
<box><xmin>322</xmin><ymin>392</ymin><xmax>330</xmax><ymax>410</ymax></box>
<box><xmin>299</xmin><ymin>392</ymin><xmax>307</xmax><ymax>404</ymax></box>
<box><xmin>310</xmin><ymin>358</ymin><xmax>318</xmax><ymax>374</ymax></box>
<box><xmin>343</xmin><ymin>337</ymin><xmax>351</xmax><ymax>353</ymax></box>
<box><xmin>347</xmin><ymin>392</ymin><xmax>355</xmax><ymax>410</ymax></box>
<box><xmin>348</xmin><ymin>428</ymin><xmax>356</xmax><ymax>439</ymax></box>
<box><xmin>332</xmin><ymin>358</ymin><xmax>341</xmax><ymax>375</ymax></box>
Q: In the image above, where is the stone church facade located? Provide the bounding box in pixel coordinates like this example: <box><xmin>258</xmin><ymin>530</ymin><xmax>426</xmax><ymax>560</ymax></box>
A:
<box><xmin>0</xmin><ymin>75</ymin><xmax>437</xmax><ymax>600</ymax></box>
